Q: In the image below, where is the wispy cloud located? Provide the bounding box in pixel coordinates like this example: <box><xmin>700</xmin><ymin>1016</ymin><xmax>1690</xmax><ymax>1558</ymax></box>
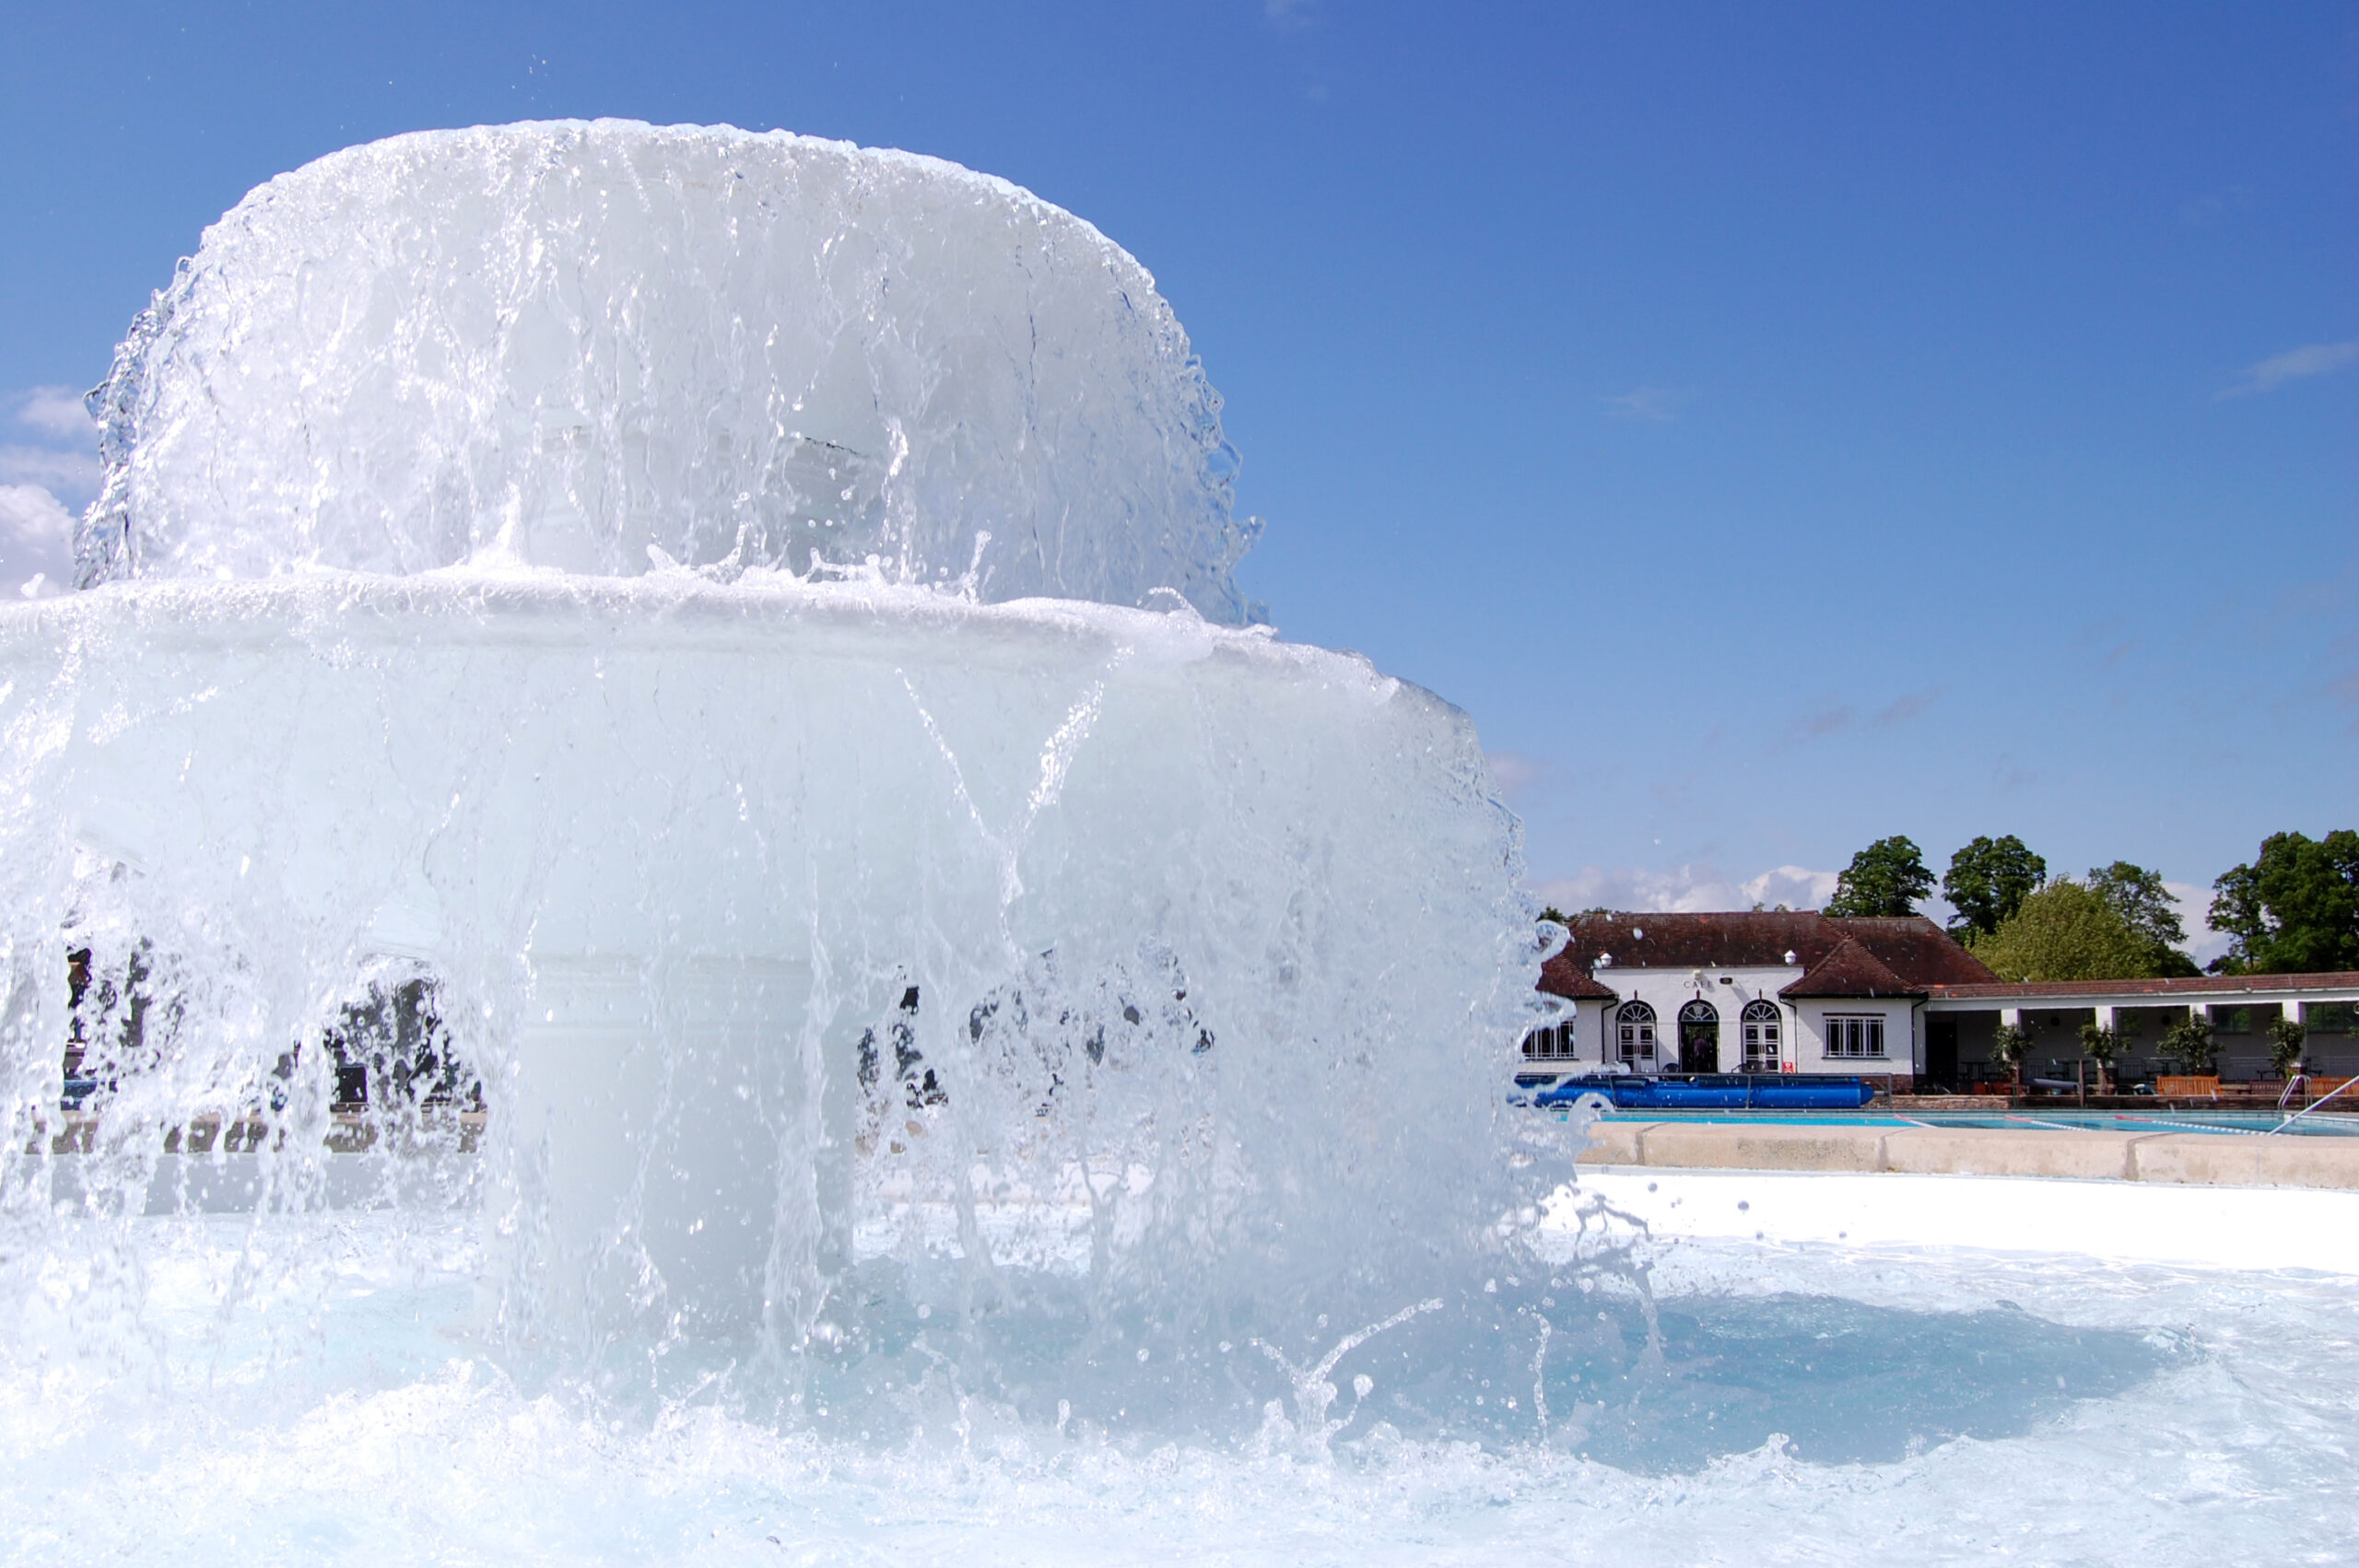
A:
<box><xmin>1484</xmin><ymin>749</ymin><xmax>1550</xmax><ymax>803</ymax></box>
<box><xmin>0</xmin><ymin>445</ymin><xmax>100</xmax><ymax>498</ymax></box>
<box><xmin>1601</xmin><ymin>387</ymin><xmax>1687</xmax><ymax>423</ymax></box>
<box><xmin>1263</xmin><ymin>0</ymin><xmax>1319</xmax><ymax>27</ymax></box>
<box><xmin>2218</xmin><ymin>340</ymin><xmax>2359</xmax><ymax>399</ymax></box>
<box><xmin>1787</xmin><ymin>687</ymin><xmax>1939</xmax><ymax>744</ymax></box>
<box><xmin>1532</xmin><ymin>862</ymin><xmax>1838</xmax><ymax>916</ymax></box>
<box><xmin>14</xmin><ymin>385</ymin><xmax>91</xmax><ymax>441</ymax></box>
<box><xmin>1869</xmin><ymin>688</ymin><xmax>1939</xmax><ymax>728</ymax></box>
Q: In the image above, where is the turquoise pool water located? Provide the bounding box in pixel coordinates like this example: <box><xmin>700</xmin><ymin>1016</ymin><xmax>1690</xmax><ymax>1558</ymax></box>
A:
<box><xmin>1566</xmin><ymin>1108</ymin><xmax>2359</xmax><ymax>1138</ymax></box>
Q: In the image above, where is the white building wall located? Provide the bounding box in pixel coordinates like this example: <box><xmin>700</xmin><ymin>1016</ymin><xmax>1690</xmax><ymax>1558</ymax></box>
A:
<box><xmin>1793</xmin><ymin>1000</ymin><xmax>1917</xmax><ymax>1077</ymax></box>
<box><xmin>1586</xmin><ymin>965</ymin><xmax>1807</xmax><ymax>1072</ymax></box>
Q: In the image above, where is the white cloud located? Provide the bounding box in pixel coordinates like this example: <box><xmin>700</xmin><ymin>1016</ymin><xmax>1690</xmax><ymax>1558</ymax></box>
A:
<box><xmin>15</xmin><ymin>385</ymin><xmax>91</xmax><ymax>441</ymax></box>
<box><xmin>0</xmin><ymin>484</ymin><xmax>74</xmax><ymax>597</ymax></box>
<box><xmin>2218</xmin><ymin>340</ymin><xmax>2359</xmax><ymax>399</ymax></box>
<box><xmin>1484</xmin><ymin>749</ymin><xmax>1547</xmax><ymax>802</ymax></box>
<box><xmin>2165</xmin><ymin>880</ymin><xmax>2231</xmax><ymax>969</ymax></box>
<box><xmin>1264</xmin><ymin>0</ymin><xmax>1318</xmax><ymax>25</ymax></box>
<box><xmin>1532</xmin><ymin>862</ymin><xmax>1838</xmax><ymax>915</ymax></box>
<box><xmin>1602</xmin><ymin>387</ymin><xmax>1686</xmax><ymax>423</ymax></box>
<box><xmin>0</xmin><ymin>444</ymin><xmax>100</xmax><ymax>500</ymax></box>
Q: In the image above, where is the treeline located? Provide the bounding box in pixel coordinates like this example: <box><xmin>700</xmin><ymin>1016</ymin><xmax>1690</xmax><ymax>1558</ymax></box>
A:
<box><xmin>1819</xmin><ymin>830</ymin><xmax>2359</xmax><ymax>982</ymax></box>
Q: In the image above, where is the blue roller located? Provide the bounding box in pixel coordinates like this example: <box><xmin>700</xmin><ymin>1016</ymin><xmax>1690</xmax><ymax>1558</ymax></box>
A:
<box><xmin>1517</xmin><ymin>1073</ymin><xmax>1878</xmax><ymax>1111</ymax></box>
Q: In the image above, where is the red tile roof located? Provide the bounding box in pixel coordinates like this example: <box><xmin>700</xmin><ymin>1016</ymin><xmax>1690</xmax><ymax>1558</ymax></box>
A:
<box><xmin>1780</xmin><ymin>937</ymin><xmax>1915</xmax><ymax>1000</ymax></box>
<box><xmin>1925</xmin><ymin>971</ymin><xmax>2359</xmax><ymax>1001</ymax></box>
<box><xmin>1543</xmin><ymin>910</ymin><xmax>1998</xmax><ymax>998</ymax></box>
<box><xmin>1537</xmin><ymin>945</ymin><xmax>1618</xmax><ymax>1000</ymax></box>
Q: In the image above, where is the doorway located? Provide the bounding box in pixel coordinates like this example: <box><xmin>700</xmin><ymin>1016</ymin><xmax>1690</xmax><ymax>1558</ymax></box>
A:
<box><xmin>1677</xmin><ymin>999</ymin><xmax>1720</xmax><ymax>1074</ymax></box>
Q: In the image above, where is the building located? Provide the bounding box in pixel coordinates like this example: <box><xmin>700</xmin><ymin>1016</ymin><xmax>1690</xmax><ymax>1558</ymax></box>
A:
<box><xmin>1922</xmin><ymin>973</ymin><xmax>2359</xmax><ymax>1086</ymax></box>
<box><xmin>1528</xmin><ymin>909</ymin><xmax>2359</xmax><ymax>1093</ymax></box>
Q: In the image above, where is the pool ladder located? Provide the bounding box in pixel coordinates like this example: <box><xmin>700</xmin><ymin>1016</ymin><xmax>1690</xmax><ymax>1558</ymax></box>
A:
<box><xmin>2272</xmin><ymin>1073</ymin><xmax>2356</xmax><ymax>1134</ymax></box>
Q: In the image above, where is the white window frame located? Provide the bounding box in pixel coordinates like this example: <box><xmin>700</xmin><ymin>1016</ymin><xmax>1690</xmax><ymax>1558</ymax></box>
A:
<box><xmin>1740</xmin><ymin>1000</ymin><xmax>1782</xmax><ymax>1070</ymax></box>
<box><xmin>1823</xmin><ymin>1013</ymin><xmax>1886</xmax><ymax>1059</ymax></box>
<box><xmin>1615</xmin><ymin>1001</ymin><xmax>1657</xmax><ymax>1064</ymax></box>
<box><xmin>1521</xmin><ymin>1022</ymin><xmax>1578</xmax><ymax>1061</ymax></box>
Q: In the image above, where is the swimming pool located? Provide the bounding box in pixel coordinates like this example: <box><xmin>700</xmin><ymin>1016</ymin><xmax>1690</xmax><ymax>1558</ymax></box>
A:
<box><xmin>1567</xmin><ymin>1107</ymin><xmax>2359</xmax><ymax>1137</ymax></box>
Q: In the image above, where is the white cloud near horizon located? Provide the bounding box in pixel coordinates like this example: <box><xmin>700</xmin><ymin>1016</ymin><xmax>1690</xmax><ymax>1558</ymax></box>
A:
<box><xmin>1532</xmin><ymin>862</ymin><xmax>1839</xmax><ymax>915</ymax></box>
<box><xmin>2218</xmin><ymin>340</ymin><xmax>2359</xmax><ymax>399</ymax></box>
<box><xmin>15</xmin><ymin>385</ymin><xmax>92</xmax><ymax>441</ymax></box>
<box><xmin>0</xmin><ymin>484</ymin><xmax>74</xmax><ymax>597</ymax></box>
<box><xmin>2165</xmin><ymin>880</ymin><xmax>2231</xmax><ymax>969</ymax></box>
<box><xmin>0</xmin><ymin>444</ymin><xmax>100</xmax><ymax>500</ymax></box>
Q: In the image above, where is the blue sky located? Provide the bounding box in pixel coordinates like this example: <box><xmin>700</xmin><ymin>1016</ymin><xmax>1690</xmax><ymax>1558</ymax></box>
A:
<box><xmin>3</xmin><ymin>2</ymin><xmax>2353</xmax><ymax>951</ymax></box>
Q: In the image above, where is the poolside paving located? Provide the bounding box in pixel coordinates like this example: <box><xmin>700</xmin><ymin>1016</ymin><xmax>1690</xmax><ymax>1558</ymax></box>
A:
<box><xmin>1573</xmin><ymin>1118</ymin><xmax>2359</xmax><ymax>1189</ymax></box>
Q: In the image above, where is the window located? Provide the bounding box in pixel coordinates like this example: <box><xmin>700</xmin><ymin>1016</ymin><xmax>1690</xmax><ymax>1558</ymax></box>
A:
<box><xmin>1741</xmin><ymin>1000</ymin><xmax>1782</xmax><ymax>1070</ymax></box>
<box><xmin>2306</xmin><ymin>1002</ymin><xmax>2359</xmax><ymax>1036</ymax></box>
<box><xmin>1615</xmin><ymin>1000</ymin><xmax>1657</xmax><ymax>1064</ymax></box>
<box><xmin>1824</xmin><ymin>1014</ymin><xmax>1886</xmax><ymax>1059</ymax></box>
<box><xmin>1520</xmin><ymin>1022</ymin><xmax>1578</xmax><ymax>1060</ymax></box>
<box><xmin>2211</xmin><ymin>1006</ymin><xmax>2254</xmax><ymax>1035</ymax></box>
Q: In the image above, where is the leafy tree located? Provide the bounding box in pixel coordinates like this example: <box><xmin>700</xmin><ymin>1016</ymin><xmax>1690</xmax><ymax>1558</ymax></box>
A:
<box><xmin>1942</xmin><ymin>836</ymin><xmax>2047</xmax><ymax>938</ymax></box>
<box><xmin>2076</xmin><ymin>1021</ymin><xmax>2121</xmax><ymax>1094</ymax></box>
<box><xmin>1989</xmin><ymin>1023</ymin><xmax>2032</xmax><ymax>1090</ymax></box>
<box><xmin>1970</xmin><ymin>880</ymin><xmax>2157</xmax><ymax>982</ymax></box>
<box><xmin>2159</xmin><ymin>1012</ymin><xmax>2218</xmax><ymax>1077</ymax></box>
<box><xmin>2208</xmin><ymin>830</ymin><xmax>2359</xmax><ymax>974</ymax></box>
<box><xmin>2085</xmin><ymin>860</ymin><xmax>2199</xmax><ymax>977</ymax></box>
<box><xmin>1824</xmin><ymin>836</ymin><xmax>1935</xmax><ymax>919</ymax></box>
<box><xmin>1537</xmin><ymin>907</ymin><xmax>1571</xmax><ymax>926</ymax></box>
<box><xmin>2267</xmin><ymin>1014</ymin><xmax>2307</xmax><ymax>1079</ymax></box>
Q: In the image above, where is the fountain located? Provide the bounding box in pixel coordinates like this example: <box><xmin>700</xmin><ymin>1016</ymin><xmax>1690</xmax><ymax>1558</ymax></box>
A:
<box><xmin>3</xmin><ymin>117</ymin><xmax>1554</xmax><ymax>1375</ymax></box>
<box><xmin>0</xmin><ymin>123</ymin><xmax>2351</xmax><ymax>1563</ymax></box>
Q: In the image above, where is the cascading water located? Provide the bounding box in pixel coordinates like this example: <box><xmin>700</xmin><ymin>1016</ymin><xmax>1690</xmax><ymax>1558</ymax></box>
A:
<box><xmin>4</xmin><ymin>118</ymin><xmax>1566</xmax><ymax>1419</ymax></box>
<box><xmin>2</xmin><ymin>123</ymin><xmax>2352</xmax><ymax>1565</ymax></box>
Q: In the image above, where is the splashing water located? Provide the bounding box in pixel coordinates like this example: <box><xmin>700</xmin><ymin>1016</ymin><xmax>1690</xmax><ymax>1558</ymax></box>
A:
<box><xmin>1</xmin><ymin>123</ymin><xmax>2349</xmax><ymax>1563</ymax></box>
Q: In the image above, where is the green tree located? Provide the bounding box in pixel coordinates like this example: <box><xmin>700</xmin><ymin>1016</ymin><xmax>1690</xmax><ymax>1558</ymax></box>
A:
<box><xmin>2267</xmin><ymin>1014</ymin><xmax>2307</xmax><ymax>1079</ymax></box>
<box><xmin>1537</xmin><ymin>907</ymin><xmax>1571</xmax><ymax>926</ymax></box>
<box><xmin>2208</xmin><ymin>830</ymin><xmax>2359</xmax><ymax>974</ymax></box>
<box><xmin>2159</xmin><ymin>1012</ymin><xmax>2218</xmax><ymax>1076</ymax></box>
<box><xmin>1942</xmin><ymin>836</ymin><xmax>2047</xmax><ymax>938</ymax></box>
<box><xmin>1824</xmin><ymin>836</ymin><xmax>1936</xmax><ymax>918</ymax></box>
<box><xmin>2085</xmin><ymin>860</ymin><xmax>2200</xmax><ymax>977</ymax></box>
<box><xmin>1989</xmin><ymin>1023</ymin><xmax>2032</xmax><ymax>1091</ymax></box>
<box><xmin>1969</xmin><ymin>879</ymin><xmax>2158</xmax><ymax>982</ymax></box>
<box><xmin>2076</xmin><ymin>1020</ymin><xmax>2121</xmax><ymax>1094</ymax></box>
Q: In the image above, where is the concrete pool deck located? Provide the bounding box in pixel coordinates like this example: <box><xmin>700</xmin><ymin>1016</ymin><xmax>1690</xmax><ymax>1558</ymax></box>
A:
<box><xmin>1573</xmin><ymin>1117</ymin><xmax>2359</xmax><ymax>1189</ymax></box>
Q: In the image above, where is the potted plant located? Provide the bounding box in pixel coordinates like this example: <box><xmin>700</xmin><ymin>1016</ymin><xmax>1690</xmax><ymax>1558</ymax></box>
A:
<box><xmin>2267</xmin><ymin>1013</ymin><xmax>2307</xmax><ymax>1085</ymax></box>
<box><xmin>2158</xmin><ymin>1012</ymin><xmax>2218</xmax><ymax>1090</ymax></box>
<box><xmin>1989</xmin><ymin>1023</ymin><xmax>2032</xmax><ymax>1096</ymax></box>
<box><xmin>2076</xmin><ymin>1021</ymin><xmax>2121</xmax><ymax>1095</ymax></box>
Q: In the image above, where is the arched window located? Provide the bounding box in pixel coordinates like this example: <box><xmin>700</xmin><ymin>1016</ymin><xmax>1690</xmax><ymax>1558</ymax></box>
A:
<box><xmin>1615</xmin><ymin>1000</ymin><xmax>1657</xmax><ymax>1065</ymax></box>
<box><xmin>1741</xmin><ymin>1000</ymin><xmax>1782</xmax><ymax>1071</ymax></box>
<box><xmin>1677</xmin><ymin>999</ymin><xmax>1720</xmax><ymax>1074</ymax></box>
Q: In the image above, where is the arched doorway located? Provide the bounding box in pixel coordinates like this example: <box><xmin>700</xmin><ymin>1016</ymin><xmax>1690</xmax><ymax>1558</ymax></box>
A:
<box><xmin>1614</xmin><ymin>1000</ymin><xmax>1657</xmax><ymax>1068</ymax></box>
<box><xmin>1677</xmin><ymin>999</ymin><xmax>1720</xmax><ymax>1074</ymax></box>
<box><xmin>1741</xmin><ymin>1000</ymin><xmax>1782</xmax><ymax>1071</ymax></box>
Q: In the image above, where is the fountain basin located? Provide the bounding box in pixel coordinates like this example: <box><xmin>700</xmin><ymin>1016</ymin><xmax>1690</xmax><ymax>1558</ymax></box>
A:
<box><xmin>1</xmin><ymin>572</ymin><xmax>1531</xmax><ymax>1347</ymax></box>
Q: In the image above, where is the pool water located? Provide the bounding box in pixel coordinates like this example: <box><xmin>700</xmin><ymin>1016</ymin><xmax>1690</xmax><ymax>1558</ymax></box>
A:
<box><xmin>5</xmin><ymin>1178</ymin><xmax>2354</xmax><ymax>1566</ymax></box>
<box><xmin>1567</xmin><ymin>1107</ymin><xmax>2359</xmax><ymax>1137</ymax></box>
